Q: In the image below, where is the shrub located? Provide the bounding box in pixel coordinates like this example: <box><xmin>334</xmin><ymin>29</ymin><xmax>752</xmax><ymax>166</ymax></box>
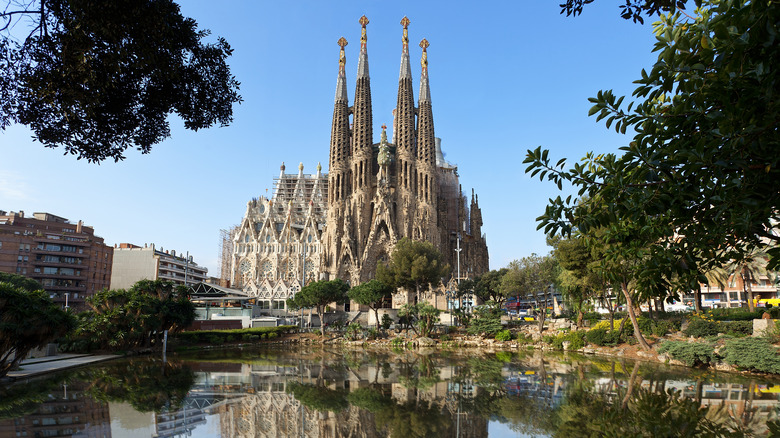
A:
<box><xmin>683</xmin><ymin>318</ymin><xmax>721</xmax><ymax>338</ymax></box>
<box><xmin>381</xmin><ymin>314</ymin><xmax>393</xmax><ymax>330</ymax></box>
<box><xmin>440</xmin><ymin>333</ymin><xmax>451</xmax><ymax>342</ymax></box>
<box><xmin>495</xmin><ymin>330</ymin><xmax>513</xmax><ymax>342</ymax></box>
<box><xmin>652</xmin><ymin>320</ymin><xmax>676</xmax><ymax>336</ymax></box>
<box><xmin>345</xmin><ymin>323</ymin><xmax>363</xmax><ymax>341</ymax></box>
<box><xmin>658</xmin><ymin>341</ymin><xmax>715</xmax><ymax>367</ymax></box>
<box><xmin>206</xmin><ymin>334</ymin><xmax>222</xmax><ymax>344</ymax></box>
<box><xmin>591</xmin><ymin>320</ymin><xmax>619</xmax><ymax>331</ymax></box>
<box><xmin>722</xmin><ymin>337</ymin><xmax>780</xmax><ymax>374</ymax></box>
<box><xmin>706</xmin><ymin>308</ymin><xmax>762</xmax><ymax>321</ymax></box>
<box><xmin>586</xmin><ymin>328</ymin><xmax>611</xmax><ymax>346</ymax></box>
<box><xmin>551</xmin><ymin>331</ymin><xmax>585</xmax><ymax>350</ymax></box>
<box><xmin>722</xmin><ymin>321</ymin><xmax>752</xmax><ymax>337</ymax></box>
<box><xmin>515</xmin><ymin>332</ymin><xmax>533</xmax><ymax>345</ymax></box>
<box><xmin>241</xmin><ymin>334</ymin><xmax>259</xmax><ymax>342</ymax></box>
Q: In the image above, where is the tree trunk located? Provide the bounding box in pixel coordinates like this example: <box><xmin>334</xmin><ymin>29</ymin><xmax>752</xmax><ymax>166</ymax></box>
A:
<box><xmin>695</xmin><ymin>286</ymin><xmax>703</xmax><ymax>313</ymax></box>
<box><xmin>743</xmin><ymin>270</ymin><xmax>755</xmax><ymax>312</ymax></box>
<box><xmin>621</xmin><ymin>282</ymin><xmax>651</xmax><ymax>350</ymax></box>
<box><xmin>536</xmin><ymin>297</ymin><xmax>546</xmax><ymax>333</ymax></box>
<box><xmin>647</xmin><ymin>300</ymin><xmax>654</xmax><ymax>320</ymax></box>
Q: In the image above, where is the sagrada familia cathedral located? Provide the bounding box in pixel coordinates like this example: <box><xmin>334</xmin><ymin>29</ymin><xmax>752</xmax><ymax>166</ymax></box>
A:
<box><xmin>227</xmin><ymin>17</ymin><xmax>488</xmax><ymax>312</ymax></box>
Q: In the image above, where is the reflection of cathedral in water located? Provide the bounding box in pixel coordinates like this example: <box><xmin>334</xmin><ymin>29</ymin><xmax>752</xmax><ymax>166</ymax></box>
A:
<box><xmin>177</xmin><ymin>361</ymin><xmax>490</xmax><ymax>438</ymax></box>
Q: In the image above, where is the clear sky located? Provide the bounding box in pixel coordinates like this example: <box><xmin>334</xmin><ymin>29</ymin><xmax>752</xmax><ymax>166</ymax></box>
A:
<box><xmin>0</xmin><ymin>1</ymin><xmax>660</xmax><ymax>277</ymax></box>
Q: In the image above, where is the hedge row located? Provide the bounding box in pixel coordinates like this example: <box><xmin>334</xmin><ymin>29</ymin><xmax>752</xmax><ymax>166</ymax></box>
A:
<box><xmin>175</xmin><ymin>325</ymin><xmax>297</xmax><ymax>344</ymax></box>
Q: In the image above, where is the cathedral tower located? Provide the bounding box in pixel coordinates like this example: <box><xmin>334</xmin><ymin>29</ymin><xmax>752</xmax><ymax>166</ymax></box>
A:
<box><xmin>414</xmin><ymin>39</ymin><xmax>439</xmax><ymax>247</ymax></box>
<box><xmin>394</xmin><ymin>17</ymin><xmax>416</xmax><ymax>239</ymax></box>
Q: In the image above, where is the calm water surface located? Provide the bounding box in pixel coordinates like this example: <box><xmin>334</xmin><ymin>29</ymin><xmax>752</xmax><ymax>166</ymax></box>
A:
<box><xmin>1</xmin><ymin>347</ymin><xmax>779</xmax><ymax>437</ymax></box>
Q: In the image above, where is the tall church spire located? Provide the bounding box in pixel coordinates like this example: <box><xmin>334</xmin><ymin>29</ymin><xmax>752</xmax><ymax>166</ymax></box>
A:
<box><xmin>417</xmin><ymin>38</ymin><xmax>435</xmax><ymax>167</ymax></box>
<box><xmin>357</xmin><ymin>15</ymin><xmax>369</xmax><ymax>79</ymax></box>
<box><xmin>352</xmin><ymin>15</ymin><xmax>373</xmax><ymax>166</ymax></box>
<box><xmin>329</xmin><ymin>37</ymin><xmax>351</xmax><ymax>203</ymax></box>
<box><xmin>419</xmin><ymin>38</ymin><xmax>431</xmax><ymax>104</ymax></box>
<box><xmin>395</xmin><ymin>16</ymin><xmax>417</xmax><ymax>238</ymax></box>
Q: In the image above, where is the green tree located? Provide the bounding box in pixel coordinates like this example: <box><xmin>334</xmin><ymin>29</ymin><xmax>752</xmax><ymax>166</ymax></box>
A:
<box><xmin>0</xmin><ymin>275</ymin><xmax>75</xmax><ymax>377</ymax></box>
<box><xmin>348</xmin><ymin>279</ymin><xmax>393</xmax><ymax>329</ymax></box>
<box><xmin>460</xmin><ymin>269</ymin><xmax>508</xmax><ymax>305</ymax></box>
<box><xmin>287</xmin><ymin>279</ymin><xmax>349</xmax><ymax>333</ymax></box>
<box><xmin>724</xmin><ymin>247</ymin><xmax>770</xmax><ymax>312</ymax></box>
<box><xmin>501</xmin><ymin>254</ymin><xmax>559</xmax><ymax>331</ymax></box>
<box><xmin>551</xmin><ymin>236</ymin><xmax>606</xmax><ymax>327</ymax></box>
<box><xmin>525</xmin><ymin>0</ymin><xmax>780</xmax><ymax>312</ymax></box>
<box><xmin>73</xmin><ymin>279</ymin><xmax>194</xmax><ymax>350</ymax></box>
<box><xmin>397</xmin><ymin>302</ymin><xmax>441</xmax><ymax>338</ymax></box>
<box><xmin>0</xmin><ymin>0</ymin><xmax>241</xmax><ymax>162</ymax></box>
<box><xmin>377</xmin><ymin>237</ymin><xmax>450</xmax><ymax>299</ymax></box>
<box><xmin>560</xmin><ymin>0</ymin><xmax>700</xmax><ymax>24</ymax></box>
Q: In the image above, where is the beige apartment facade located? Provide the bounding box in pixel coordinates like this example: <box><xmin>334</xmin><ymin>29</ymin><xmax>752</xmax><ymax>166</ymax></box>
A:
<box><xmin>110</xmin><ymin>243</ymin><xmax>208</xmax><ymax>290</ymax></box>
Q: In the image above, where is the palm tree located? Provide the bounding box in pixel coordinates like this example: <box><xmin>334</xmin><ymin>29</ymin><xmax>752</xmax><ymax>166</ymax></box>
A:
<box><xmin>725</xmin><ymin>248</ymin><xmax>769</xmax><ymax>312</ymax></box>
<box><xmin>699</xmin><ymin>266</ymin><xmax>728</xmax><ymax>313</ymax></box>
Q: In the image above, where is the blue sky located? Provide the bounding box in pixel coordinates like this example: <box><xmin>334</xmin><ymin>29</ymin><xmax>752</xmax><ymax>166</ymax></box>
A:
<box><xmin>0</xmin><ymin>1</ymin><xmax>660</xmax><ymax>277</ymax></box>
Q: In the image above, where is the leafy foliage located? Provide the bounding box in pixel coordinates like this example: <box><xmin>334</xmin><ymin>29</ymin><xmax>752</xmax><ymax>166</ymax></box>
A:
<box><xmin>348</xmin><ymin>279</ymin><xmax>393</xmax><ymax>328</ymax></box>
<box><xmin>376</xmin><ymin>237</ymin><xmax>450</xmax><ymax>295</ymax></box>
<box><xmin>287</xmin><ymin>381</ymin><xmax>349</xmax><ymax>412</ymax></box>
<box><xmin>467</xmin><ymin>303</ymin><xmax>503</xmax><ymax>336</ymax></box>
<box><xmin>459</xmin><ymin>269</ymin><xmax>508</xmax><ymax>304</ymax></box>
<box><xmin>559</xmin><ymin>0</ymin><xmax>699</xmax><ymax>24</ymax></box>
<box><xmin>658</xmin><ymin>341</ymin><xmax>715</xmax><ymax>367</ymax></box>
<box><xmin>286</xmin><ymin>279</ymin><xmax>349</xmax><ymax>325</ymax></box>
<box><xmin>68</xmin><ymin>279</ymin><xmax>194</xmax><ymax>351</ymax></box>
<box><xmin>495</xmin><ymin>329</ymin><xmax>513</xmax><ymax>342</ymax></box>
<box><xmin>0</xmin><ymin>275</ymin><xmax>75</xmax><ymax>377</ymax></box>
<box><xmin>722</xmin><ymin>337</ymin><xmax>780</xmax><ymax>374</ymax></box>
<box><xmin>397</xmin><ymin>302</ymin><xmax>441</xmax><ymax>338</ymax></box>
<box><xmin>0</xmin><ymin>0</ymin><xmax>241</xmax><ymax>162</ymax></box>
<box><xmin>526</xmin><ymin>0</ymin><xmax>780</xmax><ymax>305</ymax></box>
<box><xmin>83</xmin><ymin>358</ymin><xmax>194</xmax><ymax>412</ymax></box>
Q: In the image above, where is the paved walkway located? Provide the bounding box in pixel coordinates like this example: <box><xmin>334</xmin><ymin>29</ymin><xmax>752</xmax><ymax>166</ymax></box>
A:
<box><xmin>6</xmin><ymin>353</ymin><xmax>119</xmax><ymax>381</ymax></box>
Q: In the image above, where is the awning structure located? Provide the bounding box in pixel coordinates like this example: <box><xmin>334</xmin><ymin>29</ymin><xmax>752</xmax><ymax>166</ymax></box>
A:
<box><xmin>188</xmin><ymin>282</ymin><xmax>251</xmax><ymax>301</ymax></box>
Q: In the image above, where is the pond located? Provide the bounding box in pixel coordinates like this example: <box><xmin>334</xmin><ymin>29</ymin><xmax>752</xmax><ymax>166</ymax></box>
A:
<box><xmin>1</xmin><ymin>347</ymin><xmax>778</xmax><ymax>437</ymax></box>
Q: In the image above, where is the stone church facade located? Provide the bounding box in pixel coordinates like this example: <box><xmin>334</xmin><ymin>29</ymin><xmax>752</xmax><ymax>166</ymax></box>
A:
<box><xmin>230</xmin><ymin>17</ymin><xmax>488</xmax><ymax>311</ymax></box>
<box><xmin>320</xmin><ymin>17</ymin><xmax>489</xmax><ymax>294</ymax></box>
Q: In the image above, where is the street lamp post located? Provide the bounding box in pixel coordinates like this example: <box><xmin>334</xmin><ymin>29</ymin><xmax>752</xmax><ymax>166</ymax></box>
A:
<box><xmin>64</xmin><ymin>292</ymin><xmax>69</xmax><ymax>310</ymax></box>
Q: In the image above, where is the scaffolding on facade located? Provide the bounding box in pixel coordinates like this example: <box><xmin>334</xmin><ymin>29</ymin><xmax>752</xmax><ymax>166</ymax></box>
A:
<box><xmin>218</xmin><ymin>225</ymin><xmax>238</xmax><ymax>282</ymax></box>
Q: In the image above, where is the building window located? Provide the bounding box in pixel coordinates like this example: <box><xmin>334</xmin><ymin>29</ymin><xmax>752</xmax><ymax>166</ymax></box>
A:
<box><xmin>258</xmin><ymin>300</ymin><xmax>271</xmax><ymax>310</ymax></box>
<box><xmin>273</xmin><ymin>300</ymin><xmax>285</xmax><ymax>310</ymax></box>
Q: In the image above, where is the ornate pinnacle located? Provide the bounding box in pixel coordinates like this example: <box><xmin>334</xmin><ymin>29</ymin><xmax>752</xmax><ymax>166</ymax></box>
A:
<box><xmin>401</xmin><ymin>16</ymin><xmax>410</xmax><ymax>52</ymax></box>
<box><xmin>359</xmin><ymin>15</ymin><xmax>369</xmax><ymax>48</ymax></box>
<box><xmin>420</xmin><ymin>39</ymin><xmax>429</xmax><ymax>72</ymax></box>
<box><xmin>338</xmin><ymin>37</ymin><xmax>347</xmax><ymax>73</ymax></box>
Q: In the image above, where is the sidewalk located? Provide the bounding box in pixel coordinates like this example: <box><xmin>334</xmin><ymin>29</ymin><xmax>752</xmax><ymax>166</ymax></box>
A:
<box><xmin>5</xmin><ymin>353</ymin><xmax>119</xmax><ymax>381</ymax></box>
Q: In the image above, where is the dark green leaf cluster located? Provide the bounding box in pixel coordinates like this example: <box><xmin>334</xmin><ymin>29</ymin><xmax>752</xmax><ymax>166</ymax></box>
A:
<box><xmin>560</xmin><ymin>0</ymin><xmax>699</xmax><ymax>24</ymax></box>
<box><xmin>0</xmin><ymin>273</ymin><xmax>75</xmax><ymax>377</ymax></box>
<box><xmin>526</xmin><ymin>1</ymin><xmax>780</xmax><ymax>298</ymax></box>
<box><xmin>286</xmin><ymin>279</ymin><xmax>349</xmax><ymax>315</ymax></box>
<box><xmin>467</xmin><ymin>304</ymin><xmax>503</xmax><ymax>336</ymax></box>
<box><xmin>722</xmin><ymin>337</ymin><xmax>780</xmax><ymax>373</ymax></box>
<box><xmin>459</xmin><ymin>268</ymin><xmax>508</xmax><ymax>304</ymax></box>
<box><xmin>0</xmin><ymin>0</ymin><xmax>241</xmax><ymax>162</ymax></box>
<box><xmin>67</xmin><ymin>279</ymin><xmax>195</xmax><ymax>351</ymax></box>
<box><xmin>658</xmin><ymin>340</ymin><xmax>716</xmax><ymax>366</ymax></box>
<box><xmin>286</xmin><ymin>381</ymin><xmax>349</xmax><ymax>412</ymax></box>
<box><xmin>376</xmin><ymin>238</ymin><xmax>450</xmax><ymax>293</ymax></box>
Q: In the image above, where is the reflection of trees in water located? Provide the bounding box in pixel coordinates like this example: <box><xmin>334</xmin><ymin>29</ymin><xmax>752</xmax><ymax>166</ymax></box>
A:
<box><xmin>0</xmin><ymin>372</ymin><xmax>73</xmax><ymax>420</ymax></box>
<box><xmin>80</xmin><ymin>358</ymin><xmax>195</xmax><ymax>413</ymax></box>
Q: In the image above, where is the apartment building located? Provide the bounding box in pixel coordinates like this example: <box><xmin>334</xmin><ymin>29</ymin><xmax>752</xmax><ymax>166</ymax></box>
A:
<box><xmin>0</xmin><ymin>210</ymin><xmax>113</xmax><ymax>310</ymax></box>
<box><xmin>110</xmin><ymin>243</ymin><xmax>208</xmax><ymax>289</ymax></box>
